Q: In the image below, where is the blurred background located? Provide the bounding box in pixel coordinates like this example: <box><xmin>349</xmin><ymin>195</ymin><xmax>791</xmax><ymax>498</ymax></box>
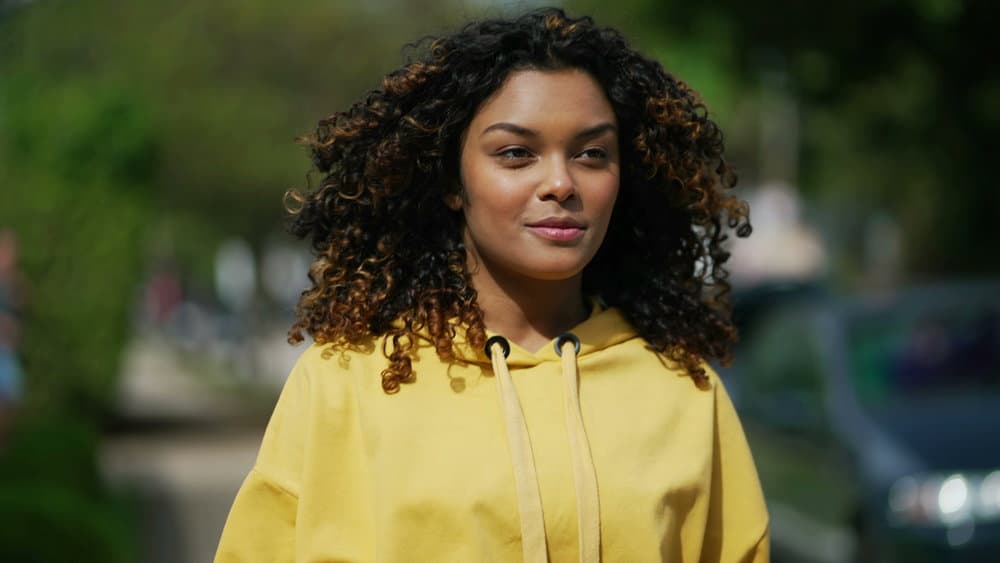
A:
<box><xmin>0</xmin><ymin>0</ymin><xmax>996</xmax><ymax>561</ymax></box>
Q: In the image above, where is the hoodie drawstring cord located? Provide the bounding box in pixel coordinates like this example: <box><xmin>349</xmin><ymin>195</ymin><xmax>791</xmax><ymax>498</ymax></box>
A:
<box><xmin>557</xmin><ymin>334</ymin><xmax>602</xmax><ymax>563</ymax></box>
<box><xmin>486</xmin><ymin>334</ymin><xmax>602</xmax><ymax>563</ymax></box>
<box><xmin>488</xmin><ymin>336</ymin><xmax>549</xmax><ymax>563</ymax></box>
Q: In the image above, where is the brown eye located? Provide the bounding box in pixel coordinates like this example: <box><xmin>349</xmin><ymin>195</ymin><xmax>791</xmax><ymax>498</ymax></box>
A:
<box><xmin>498</xmin><ymin>147</ymin><xmax>533</xmax><ymax>160</ymax></box>
<box><xmin>578</xmin><ymin>148</ymin><xmax>608</xmax><ymax>160</ymax></box>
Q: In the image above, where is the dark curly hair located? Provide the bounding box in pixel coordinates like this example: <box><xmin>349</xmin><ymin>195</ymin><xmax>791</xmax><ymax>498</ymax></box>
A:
<box><xmin>286</xmin><ymin>7</ymin><xmax>751</xmax><ymax>393</ymax></box>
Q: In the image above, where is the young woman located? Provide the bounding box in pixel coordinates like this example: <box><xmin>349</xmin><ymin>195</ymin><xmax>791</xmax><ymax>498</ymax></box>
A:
<box><xmin>216</xmin><ymin>8</ymin><xmax>768</xmax><ymax>563</ymax></box>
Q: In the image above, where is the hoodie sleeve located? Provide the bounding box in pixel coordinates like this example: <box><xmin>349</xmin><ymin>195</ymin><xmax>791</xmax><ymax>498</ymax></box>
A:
<box><xmin>214</xmin><ymin>354</ymin><xmax>312</xmax><ymax>563</ymax></box>
<box><xmin>700</xmin><ymin>370</ymin><xmax>770</xmax><ymax>563</ymax></box>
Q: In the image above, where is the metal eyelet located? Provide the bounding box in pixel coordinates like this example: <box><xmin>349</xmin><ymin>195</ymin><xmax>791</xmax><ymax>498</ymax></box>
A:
<box><xmin>554</xmin><ymin>333</ymin><xmax>581</xmax><ymax>357</ymax></box>
<box><xmin>484</xmin><ymin>335</ymin><xmax>511</xmax><ymax>359</ymax></box>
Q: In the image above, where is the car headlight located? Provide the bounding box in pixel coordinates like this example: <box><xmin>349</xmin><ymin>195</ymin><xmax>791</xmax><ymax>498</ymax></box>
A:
<box><xmin>979</xmin><ymin>471</ymin><xmax>1000</xmax><ymax>519</ymax></box>
<box><xmin>889</xmin><ymin>470</ymin><xmax>1000</xmax><ymax>527</ymax></box>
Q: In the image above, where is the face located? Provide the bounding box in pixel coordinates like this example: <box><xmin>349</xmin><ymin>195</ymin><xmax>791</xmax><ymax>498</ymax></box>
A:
<box><xmin>456</xmin><ymin>69</ymin><xmax>620</xmax><ymax>284</ymax></box>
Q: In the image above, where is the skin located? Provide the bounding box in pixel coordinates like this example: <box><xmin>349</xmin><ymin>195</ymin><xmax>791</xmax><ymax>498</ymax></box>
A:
<box><xmin>455</xmin><ymin>69</ymin><xmax>621</xmax><ymax>353</ymax></box>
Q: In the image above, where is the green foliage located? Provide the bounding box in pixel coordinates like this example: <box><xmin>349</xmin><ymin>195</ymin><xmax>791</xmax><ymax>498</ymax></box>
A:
<box><xmin>0</xmin><ymin>0</ymin><xmax>491</xmax><ymax>412</ymax></box>
<box><xmin>0</xmin><ymin>415</ymin><xmax>136</xmax><ymax>563</ymax></box>
<box><xmin>570</xmin><ymin>0</ymin><xmax>999</xmax><ymax>277</ymax></box>
<box><xmin>1</xmin><ymin>5</ymin><xmax>159</xmax><ymax>558</ymax></box>
<box><xmin>2</xmin><ymin>0</ymin><xmax>484</xmax><ymax>288</ymax></box>
<box><xmin>1</xmin><ymin>72</ymin><xmax>154</xmax><ymax>416</ymax></box>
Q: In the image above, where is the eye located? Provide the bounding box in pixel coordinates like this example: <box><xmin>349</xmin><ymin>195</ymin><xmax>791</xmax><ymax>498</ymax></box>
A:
<box><xmin>496</xmin><ymin>147</ymin><xmax>534</xmax><ymax>161</ymax></box>
<box><xmin>577</xmin><ymin>147</ymin><xmax>609</xmax><ymax>161</ymax></box>
<box><xmin>579</xmin><ymin>147</ymin><xmax>608</xmax><ymax>159</ymax></box>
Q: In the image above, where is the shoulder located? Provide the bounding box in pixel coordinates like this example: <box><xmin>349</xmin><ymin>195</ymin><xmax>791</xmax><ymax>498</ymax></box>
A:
<box><xmin>293</xmin><ymin>338</ymin><xmax>385</xmax><ymax>373</ymax></box>
<box><xmin>285</xmin><ymin>337</ymin><xmax>393</xmax><ymax>400</ymax></box>
<box><xmin>622</xmin><ymin>335</ymin><xmax>725</xmax><ymax>392</ymax></box>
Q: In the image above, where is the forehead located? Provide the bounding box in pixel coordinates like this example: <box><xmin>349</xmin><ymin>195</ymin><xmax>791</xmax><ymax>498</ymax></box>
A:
<box><xmin>469</xmin><ymin>69</ymin><xmax>617</xmax><ymax>130</ymax></box>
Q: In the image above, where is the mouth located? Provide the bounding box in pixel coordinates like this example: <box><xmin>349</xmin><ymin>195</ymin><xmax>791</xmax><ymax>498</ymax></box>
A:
<box><xmin>525</xmin><ymin>217</ymin><xmax>586</xmax><ymax>241</ymax></box>
<box><xmin>527</xmin><ymin>217</ymin><xmax>585</xmax><ymax>229</ymax></box>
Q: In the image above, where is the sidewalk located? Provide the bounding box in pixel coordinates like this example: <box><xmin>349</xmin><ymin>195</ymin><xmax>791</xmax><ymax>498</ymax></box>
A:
<box><xmin>100</xmin><ymin>334</ymin><xmax>295</xmax><ymax>562</ymax></box>
<box><xmin>101</xmin><ymin>429</ymin><xmax>262</xmax><ymax>563</ymax></box>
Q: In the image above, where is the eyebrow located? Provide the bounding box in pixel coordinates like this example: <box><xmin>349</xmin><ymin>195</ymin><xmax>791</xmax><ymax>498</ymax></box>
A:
<box><xmin>480</xmin><ymin>121</ymin><xmax>618</xmax><ymax>139</ymax></box>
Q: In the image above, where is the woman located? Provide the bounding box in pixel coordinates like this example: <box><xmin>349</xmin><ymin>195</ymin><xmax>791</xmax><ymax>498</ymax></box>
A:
<box><xmin>217</xmin><ymin>8</ymin><xmax>768</xmax><ymax>563</ymax></box>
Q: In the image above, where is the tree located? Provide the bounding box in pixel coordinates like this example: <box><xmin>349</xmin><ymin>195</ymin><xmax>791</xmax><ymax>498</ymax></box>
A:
<box><xmin>571</xmin><ymin>0</ymin><xmax>998</xmax><ymax>276</ymax></box>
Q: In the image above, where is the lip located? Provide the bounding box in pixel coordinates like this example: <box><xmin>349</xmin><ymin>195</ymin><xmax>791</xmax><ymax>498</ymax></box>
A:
<box><xmin>527</xmin><ymin>226</ymin><xmax>585</xmax><ymax>241</ymax></box>
<box><xmin>527</xmin><ymin>217</ymin><xmax>585</xmax><ymax>229</ymax></box>
<box><xmin>526</xmin><ymin>218</ymin><xmax>586</xmax><ymax>242</ymax></box>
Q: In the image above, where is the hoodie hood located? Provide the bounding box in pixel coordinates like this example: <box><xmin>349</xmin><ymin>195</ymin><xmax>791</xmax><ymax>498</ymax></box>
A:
<box><xmin>451</xmin><ymin>302</ymin><xmax>640</xmax><ymax>368</ymax></box>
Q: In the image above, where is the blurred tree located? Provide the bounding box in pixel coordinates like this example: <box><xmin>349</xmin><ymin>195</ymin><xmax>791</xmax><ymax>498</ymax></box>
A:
<box><xmin>3</xmin><ymin>0</ymin><xmax>477</xmax><ymax>286</ymax></box>
<box><xmin>0</xmin><ymin>72</ymin><xmax>155</xmax><ymax>415</ymax></box>
<box><xmin>0</xmin><ymin>415</ymin><xmax>135</xmax><ymax>562</ymax></box>
<box><xmin>1</xmin><ymin>5</ymin><xmax>155</xmax><ymax>559</ymax></box>
<box><xmin>571</xmin><ymin>0</ymin><xmax>998</xmax><ymax>276</ymax></box>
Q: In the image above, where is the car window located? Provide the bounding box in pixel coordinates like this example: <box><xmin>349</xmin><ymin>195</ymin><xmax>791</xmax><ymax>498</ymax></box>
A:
<box><xmin>848</xmin><ymin>302</ymin><xmax>999</xmax><ymax>405</ymax></box>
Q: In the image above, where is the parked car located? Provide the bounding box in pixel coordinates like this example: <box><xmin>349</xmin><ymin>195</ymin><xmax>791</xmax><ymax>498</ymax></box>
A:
<box><xmin>731</xmin><ymin>281</ymin><xmax>1000</xmax><ymax>563</ymax></box>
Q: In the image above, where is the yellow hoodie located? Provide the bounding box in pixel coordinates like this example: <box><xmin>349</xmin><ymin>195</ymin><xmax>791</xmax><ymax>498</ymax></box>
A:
<box><xmin>215</xmin><ymin>306</ymin><xmax>769</xmax><ymax>562</ymax></box>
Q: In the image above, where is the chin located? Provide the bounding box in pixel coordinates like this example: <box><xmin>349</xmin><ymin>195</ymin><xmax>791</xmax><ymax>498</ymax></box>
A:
<box><xmin>516</xmin><ymin>258</ymin><xmax>590</xmax><ymax>282</ymax></box>
<box><xmin>528</xmin><ymin>271</ymin><xmax>583</xmax><ymax>282</ymax></box>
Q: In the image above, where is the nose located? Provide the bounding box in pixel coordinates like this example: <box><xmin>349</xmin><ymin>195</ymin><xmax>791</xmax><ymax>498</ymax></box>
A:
<box><xmin>536</xmin><ymin>157</ymin><xmax>576</xmax><ymax>202</ymax></box>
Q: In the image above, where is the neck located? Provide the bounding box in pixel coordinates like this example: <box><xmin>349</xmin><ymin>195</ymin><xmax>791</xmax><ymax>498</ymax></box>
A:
<box><xmin>469</xmin><ymin>256</ymin><xmax>589</xmax><ymax>355</ymax></box>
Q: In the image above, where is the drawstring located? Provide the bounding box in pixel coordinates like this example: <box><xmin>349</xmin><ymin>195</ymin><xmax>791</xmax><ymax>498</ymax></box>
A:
<box><xmin>487</xmin><ymin>336</ymin><xmax>548</xmax><ymax>563</ymax></box>
<box><xmin>556</xmin><ymin>334</ymin><xmax>602</xmax><ymax>563</ymax></box>
<box><xmin>486</xmin><ymin>334</ymin><xmax>602</xmax><ymax>563</ymax></box>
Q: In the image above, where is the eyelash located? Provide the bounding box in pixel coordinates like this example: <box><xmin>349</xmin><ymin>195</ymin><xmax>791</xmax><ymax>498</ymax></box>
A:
<box><xmin>498</xmin><ymin>147</ymin><xmax>533</xmax><ymax>160</ymax></box>
<box><xmin>579</xmin><ymin>148</ymin><xmax>608</xmax><ymax>160</ymax></box>
<box><xmin>495</xmin><ymin>147</ymin><xmax>609</xmax><ymax>162</ymax></box>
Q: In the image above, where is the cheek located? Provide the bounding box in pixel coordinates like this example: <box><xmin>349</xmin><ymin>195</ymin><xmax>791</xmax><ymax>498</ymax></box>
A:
<box><xmin>594</xmin><ymin>180</ymin><xmax>620</xmax><ymax>223</ymax></box>
<box><xmin>464</xmin><ymin>169</ymin><xmax>533</xmax><ymax>220</ymax></box>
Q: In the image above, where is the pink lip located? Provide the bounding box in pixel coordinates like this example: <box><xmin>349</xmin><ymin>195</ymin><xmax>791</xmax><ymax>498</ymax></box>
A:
<box><xmin>528</xmin><ymin>217</ymin><xmax>584</xmax><ymax>229</ymax></box>
<box><xmin>527</xmin><ymin>225</ymin><xmax>585</xmax><ymax>241</ymax></box>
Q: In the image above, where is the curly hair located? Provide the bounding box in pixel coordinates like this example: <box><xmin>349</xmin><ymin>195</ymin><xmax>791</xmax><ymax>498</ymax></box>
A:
<box><xmin>287</xmin><ymin>8</ymin><xmax>751</xmax><ymax>393</ymax></box>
